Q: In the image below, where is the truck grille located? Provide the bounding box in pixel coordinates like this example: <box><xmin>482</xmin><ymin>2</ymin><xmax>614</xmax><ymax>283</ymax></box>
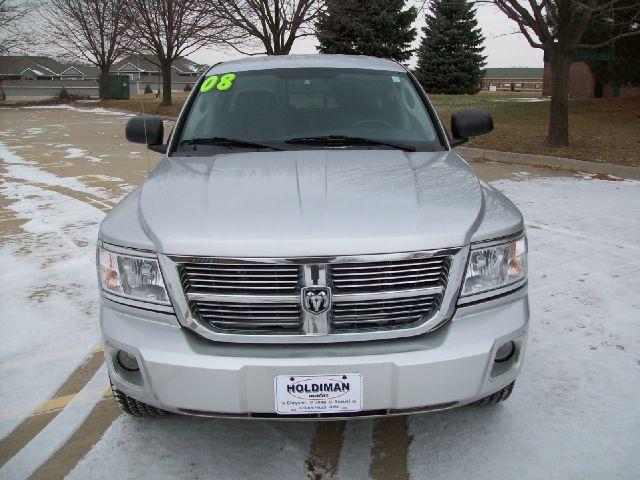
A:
<box><xmin>192</xmin><ymin>300</ymin><xmax>302</xmax><ymax>333</ymax></box>
<box><xmin>330</xmin><ymin>257</ymin><xmax>449</xmax><ymax>294</ymax></box>
<box><xmin>174</xmin><ymin>251</ymin><xmax>455</xmax><ymax>338</ymax></box>
<box><xmin>180</xmin><ymin>262</ymin><xmax>299</xmax><ymax>295</ymax></box>
<box><xmin>331</xmin><ymin>295</ymin><xmax>440</xmax><ymax>331</ymax></box>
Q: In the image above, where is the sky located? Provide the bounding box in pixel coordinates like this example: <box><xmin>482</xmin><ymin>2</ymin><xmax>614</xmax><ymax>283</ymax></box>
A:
<box><xmin>189</xmin><ymin>4</ymin><xmax>543</xmax><ymax>69</ymax></box>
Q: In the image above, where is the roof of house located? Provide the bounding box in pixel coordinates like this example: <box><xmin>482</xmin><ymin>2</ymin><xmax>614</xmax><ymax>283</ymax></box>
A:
<box><xmin>0</xmin><ymin>56</ymin><xmax>66</xmax><ymax>76</ymax></box>
<box><xmin>484</xmin><ymin>68</ymin><xmax>544</xmax><ymax>79</ymax></box>
<box><xmin>61</xmin><ymin>64</ymin><xmax>100</xmax><ymax>78</ymax></box>
<box><xmin>112</xmin><ymin>54</ymin><xmax>206</xmax><ymax>74</ymax></box>
<box><xmin>129</xmin><ymin>74</ymin><xmax>198</xmax><ymax>84</ymax></box>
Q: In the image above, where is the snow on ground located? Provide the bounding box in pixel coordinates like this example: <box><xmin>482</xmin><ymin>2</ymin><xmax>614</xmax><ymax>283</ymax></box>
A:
<box><xmin>0</xmin><ymin>180</ymin><xmax>105</xmax><ymax>437</ymax></box>
<box><xmin>65</xmin><ymin>147</ymin><xmax>103</xmax><ymax>163</ymax></box>
<box><xmin>66</xmin><ymin>417</ymin><xmax>317</xmax><ymax>480</ymax></box>
<box><xmin>0</xmin><ymin>139</ymin><xmax>126</xmax><ymax>437</ymax></box>
<box><xmin>23</xmin><ymin>105</ymin><xmax>135</xmax><ymax>117</ymax></box>
<box><xmin>0</xmin><ymin>140</ymin><xmax>118</xmax><ymax>200</ymax></box>
<box><xmin>408</xmin><ymin>176</ymin><xmax>640</xmax><ymax>479</ymax></box>
<box><xmin>64</xmin><ymin>175</ymin><xmax>640</xmax><ymax>479</ymax></box>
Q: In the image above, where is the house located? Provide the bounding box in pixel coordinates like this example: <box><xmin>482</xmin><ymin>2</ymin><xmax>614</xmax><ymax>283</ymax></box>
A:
<box><xmin>112</xmin><ymin>54</ymin><xmax>206</xmax><ymax>80</ymax></box>
<box><xmin>0</xmin><ymin>56</ymin><xmax>67</xmax><ymax>81</ymax></box>
<box><xmin>60</xmin><ymin>64</ymin><xmax>100</xmax><ymax>81</ymax></box>
<box><xmin>2</xmin><ymin>79</ymin><xmax>99</xmax><ymax>101</ymax></box>
<box><xmin>112</xmin><ymin>54</ymin><xmax>207</xmax><ymax>94</ymax></box>
<box><xmin>542</xmin><ymin>50</ymin><xmax>640</xmax><ymax>99</ymax></box>
<box><xmin>482</xmin><ymin>68</ymin><xmax>544</xmax><ymax>93</ymax></box>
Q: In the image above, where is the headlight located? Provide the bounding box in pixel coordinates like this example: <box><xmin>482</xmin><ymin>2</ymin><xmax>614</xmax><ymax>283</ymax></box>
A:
<box><xmin>97</xmin><ymin>246</ymin><xmax>170</xmax><ymax>304</ymax></box>
<box><xmin>461</xmin><ymin>235</ymin><xmax>527</xmax><ymax>297</ymax></box>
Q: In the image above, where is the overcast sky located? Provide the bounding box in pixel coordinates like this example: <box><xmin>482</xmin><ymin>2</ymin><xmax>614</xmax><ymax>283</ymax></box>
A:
<box><xmin>190</xmin><ymin>4</ymin><xmax>542</xmax><ymax>68</ymax></box>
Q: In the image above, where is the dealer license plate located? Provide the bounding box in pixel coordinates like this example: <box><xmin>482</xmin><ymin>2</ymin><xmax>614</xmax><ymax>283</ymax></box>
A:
<box><xmin>274</xmin><ymin>373</ymin><xmax>363</xmax><ymax>415</ymax></box>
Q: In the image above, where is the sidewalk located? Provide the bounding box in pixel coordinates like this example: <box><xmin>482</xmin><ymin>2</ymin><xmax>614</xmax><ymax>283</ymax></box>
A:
<box><xmin>457</xmin><ymin>147</ymin><xmax>640</xmax><ymax>180</ymax></box>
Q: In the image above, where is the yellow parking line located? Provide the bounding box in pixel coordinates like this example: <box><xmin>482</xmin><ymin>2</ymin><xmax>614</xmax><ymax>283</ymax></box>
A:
<box><xmin>85</xmin><ymin>198</ymin><xmax>115</xmax><ymax>211</ymax></box>
<box><xmin>33</xmin><ymin>394</ymin><xmax>76</xmax><ymax>415</ymax></box>
<box><xmin>38</xmin><ymin>161</ymin><xmax>75</xmax><ymax>168</ymax></box>
<box><xmin>33</xmin><ymin>387</ymin><xmax>111</xmax><ymax>415</ymax></box>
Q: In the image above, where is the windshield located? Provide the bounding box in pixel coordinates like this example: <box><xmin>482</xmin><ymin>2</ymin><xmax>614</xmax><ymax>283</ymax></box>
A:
<box><xmin>175</xmin><ymin>68</ymin><xmax>443</xmax><ymax>154</ymax></box>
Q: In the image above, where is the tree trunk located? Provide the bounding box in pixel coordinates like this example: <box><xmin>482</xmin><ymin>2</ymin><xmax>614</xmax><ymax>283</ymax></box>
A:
<box><xmin>161</xmin><ymin>63</ymin><xmax>172</xmax><ymax>106</ymax></box>
<box><xmin>99</xmin><ymin>67</ymin><xmax>110</xmax><ymax>100</ymax></box>
<box><xmin>544</xmin><ymin>51</ymin><xmax>572</xmax><ymax>148</ymax></box>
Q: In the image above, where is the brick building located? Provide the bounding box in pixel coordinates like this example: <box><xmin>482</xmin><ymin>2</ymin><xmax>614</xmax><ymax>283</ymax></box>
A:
<box><xmin>481</xmin><ymin>68</ymin><xmax>544</xmax><ymax>93</ymax></box>
<box><xmin>543</xmin><ymin>50</ymin><xmax>640</xmax><ymax>98</ymax></box>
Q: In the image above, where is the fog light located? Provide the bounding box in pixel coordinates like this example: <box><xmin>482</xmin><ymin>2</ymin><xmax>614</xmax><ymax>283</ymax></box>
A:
<box><xmin>495</xmin><ymin>341</ymin><xmax>515</xmax><ymax>363</ymax></box>
<box><xmin>116</xmin><ymin>350</ymin><xmax>139</xmax><ymax>371</ymax></box>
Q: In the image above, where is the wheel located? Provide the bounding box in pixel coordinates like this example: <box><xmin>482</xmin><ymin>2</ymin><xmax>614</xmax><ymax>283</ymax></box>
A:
<box><xmin>111</xmin><ymin>382</ymin><xmax>170</xmax><ymax>417</ymax></box>
<box><xmin>473</xmin><ymin>381</ymin><xmax>515</xmax><ymax>406</ymax></box>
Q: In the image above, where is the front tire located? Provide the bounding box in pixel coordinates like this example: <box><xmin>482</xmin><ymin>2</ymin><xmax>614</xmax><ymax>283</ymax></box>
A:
<box><xmin>111</xmin><ymin>383</ymin><xmax>169</xmax><ymax>417</ymax></box>
<box><xmin>473</xmin><ymin>381</ymin><xmax>515</xmax><ymax>406</ymax></box>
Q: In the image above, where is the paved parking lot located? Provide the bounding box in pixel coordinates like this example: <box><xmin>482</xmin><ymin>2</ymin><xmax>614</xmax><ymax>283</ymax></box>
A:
<box><xmin>0</xmin><ymin>106</ymin><xmax>639</xmax><ymax>479</ymax></box>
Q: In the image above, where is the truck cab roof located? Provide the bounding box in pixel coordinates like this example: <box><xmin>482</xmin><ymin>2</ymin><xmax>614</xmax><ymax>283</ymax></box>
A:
<box><xmin>207</xmin><ymin>54</ymin><xmax>406</xmax><ymax>75</ymax></box>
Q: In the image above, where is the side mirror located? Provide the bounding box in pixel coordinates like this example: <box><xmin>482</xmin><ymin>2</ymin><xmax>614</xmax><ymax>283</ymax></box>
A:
<box><xmin>125</xmin><ymin>115</ymin><xmax>166</xmax><ymax>153</ymax></box>
<box><xmin>450</xmin><ymin>108</ymin><xmax>494</xmax><ymax>147</ymax></box>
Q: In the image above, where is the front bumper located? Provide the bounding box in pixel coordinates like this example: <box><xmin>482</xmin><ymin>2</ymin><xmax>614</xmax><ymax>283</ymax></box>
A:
<box><xmin>102</xmin><ymin>289</ymin><xmax>529</xmax><ymax>418</ymax></box>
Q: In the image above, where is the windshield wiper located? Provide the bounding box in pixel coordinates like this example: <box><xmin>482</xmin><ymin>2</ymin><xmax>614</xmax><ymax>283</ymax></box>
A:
<box><xmin>284</xmin><ymin>135</ymin><xmax>415</xmax><ymax>152</ymax></box>
<box><xmin>179</xmin><ymin>137</ymin><xmax>281</xmax><ymax>151</ymax></box>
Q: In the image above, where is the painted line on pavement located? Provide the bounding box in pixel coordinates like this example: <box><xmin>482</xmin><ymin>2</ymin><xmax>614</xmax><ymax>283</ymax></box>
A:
<box><xmin>28</xmin><ymin>396</ymin><xmax>120</xmax><ymax>480</ymax></box>
<box><xmin>0</xmin><ymin>364</ymin><xmax>109</xmax><ymax>479</ymax></box>
<box><xmin>368</xmin><ymin>417</ymin><xmax>413</xmax><ymax>480</ymax></box>
<box><xmin>0</xmin><ymin>347</ymin><xmax>104</xmax><ymax>467</ymax></box>
<box><xmin>305</xmin><ymin>421</ymin><xmax>346</xmax><ymax>479</ymax></box>
<box><xmin>336</xmin><ymin>419</ymin><xmax>374</xmax><ymax>479</ymax></box>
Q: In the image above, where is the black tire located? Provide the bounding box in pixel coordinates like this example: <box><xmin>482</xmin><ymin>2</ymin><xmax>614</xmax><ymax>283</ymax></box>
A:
<box><xmin>111</xmin><ymin>383</ymin><xmax>170</xmax><ymax>417</ymax></box>
<box><xmin>473</xmin><ymin>381</ymin><xmax>515</xmax><ymax>406</ymax></box>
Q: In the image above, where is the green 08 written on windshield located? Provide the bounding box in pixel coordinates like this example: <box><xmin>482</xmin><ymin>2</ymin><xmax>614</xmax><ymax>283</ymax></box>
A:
<box><xmin>174</xmin><ymin>68</ymin><xmax>444</xmax><ymax>155</ymax></box>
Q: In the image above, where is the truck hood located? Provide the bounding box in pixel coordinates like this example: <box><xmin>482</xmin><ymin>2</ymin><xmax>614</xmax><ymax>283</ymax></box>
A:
<box><xmin>139</xmin><ymin>149</ymin><xmax>484</xmax><ymax>257</ymax></box>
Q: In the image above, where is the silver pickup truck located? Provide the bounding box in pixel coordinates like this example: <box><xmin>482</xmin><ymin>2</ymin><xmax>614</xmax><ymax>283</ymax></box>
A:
<box><xmin>97</xmin><ymin>55</ymin><xmax>528</xmax><ymax>418</ymax></box>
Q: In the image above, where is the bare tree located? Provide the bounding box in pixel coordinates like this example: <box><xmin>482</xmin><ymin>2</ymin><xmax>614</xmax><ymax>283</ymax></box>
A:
<box><xmin>207</xmin><ymin>0</ymin><xmax>323</xmax><ymax>55</ymax></box>
<box><xmin>41</xmin><ymin>0</ymin><xmax>131</xmax><ymax>99</ymax></box>
<box><xmin>123</xmin><ymin>0</ymin><xmax>221</xmax><ymax>106</ymax></box>
<box><xmin>0</xmin><ymin>0</ymin><xmax>37</xmax><ymax>54</ymax></box>
<box><xmin>491</xmin><ymin>0</ymin><xmax>640</xmax><ymax>147</ymax></box>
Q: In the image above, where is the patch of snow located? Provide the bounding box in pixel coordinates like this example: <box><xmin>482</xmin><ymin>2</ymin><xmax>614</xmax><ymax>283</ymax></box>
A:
<box><xmin>64</xmin><ymin>147</ymin><xmax>103</xmax><ymax>163</ymax></box>
<box><xmin>23</xmin><ymin>105</ymin><xmax>134</xmax><ymax>117</ymax></box>
<box><xmin>67</xmin><ymin>416</ymin><xmax>315</xmax><ymax>480</ymax></box>
<box><xmin>408</xmin><ymin>176</ymin><xmax>640</xmax><ymax>480</ymax></box>
<box><xmin>492</xmin><ymin>97</ymin><xmax>549</xmax><ymax>103</ymax></box>
<box><xmin>0</xmin><ymin>140</ymin><xmax>35</xmax><ymax>165</ymax></box>
<box><xmin>1</xmin><ymin>141</ymin><xmax>112</xmax><ymax>199</ymax></box>
<box><xmin>64</xmin><ymin>148</ymin><xmax>85</xmax><ymax>158</ymax></box>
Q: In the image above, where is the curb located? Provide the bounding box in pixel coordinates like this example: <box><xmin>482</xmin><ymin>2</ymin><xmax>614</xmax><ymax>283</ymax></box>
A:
<box><xmin>456</xmin><ymin>147</ymin><xmax>640</xmax><ymax>180</ymax></box>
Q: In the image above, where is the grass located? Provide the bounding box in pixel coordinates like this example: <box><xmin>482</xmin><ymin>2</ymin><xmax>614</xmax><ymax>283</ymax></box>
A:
<box><xmin>431</xmin><ymin>92</ymin><xmax>640</xmax><ymax>167</ymax></box>
<box><xmin>97</xmin><ymin>91</ymin><xmax>640</xmax><ymax>167</ymax></box>
<box><xmin>99</xmin><ymin>92</ymin><xmax>190</xmax><ymax>117</ymax></box>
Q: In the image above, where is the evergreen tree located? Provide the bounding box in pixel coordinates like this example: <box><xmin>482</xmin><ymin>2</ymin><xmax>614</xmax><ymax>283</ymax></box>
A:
<box><xmin>415</xmin><ymin>0</ymin><xmax>486</xmax><ymax>94</ymax></box>
<box><xmin>316</xmin><ymin>0</ymin><xmax>418</xmax><ymax>62</ymax></box>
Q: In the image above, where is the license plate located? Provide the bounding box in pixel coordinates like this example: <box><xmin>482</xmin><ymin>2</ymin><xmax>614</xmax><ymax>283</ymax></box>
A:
<box><xmin>274</xmin><ymin>373</ymin><xmax>363</xmax><ymax>415</ymax></box>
